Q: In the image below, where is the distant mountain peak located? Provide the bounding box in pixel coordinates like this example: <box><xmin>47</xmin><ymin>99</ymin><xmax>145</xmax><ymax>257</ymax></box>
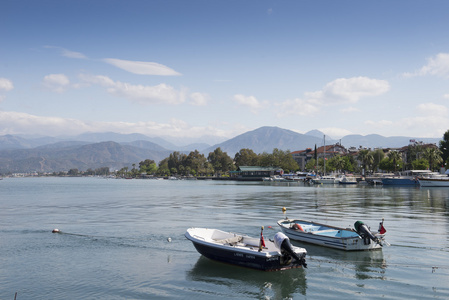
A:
<box><xmin>305</xmin><ymin>130</ymin><xmax>325</xmax><ymax>138</ymax></box>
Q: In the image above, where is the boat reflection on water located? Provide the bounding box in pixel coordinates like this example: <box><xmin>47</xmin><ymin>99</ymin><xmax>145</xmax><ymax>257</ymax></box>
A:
<box><xmin>186</xmin><ymin>255</ymin><xmax>307</xmax><ymax>298</ymax></box>
<box><xmin>294</xmin><ymin>242</ymin><xmax>387</xmax><ymax>280</ymax></box>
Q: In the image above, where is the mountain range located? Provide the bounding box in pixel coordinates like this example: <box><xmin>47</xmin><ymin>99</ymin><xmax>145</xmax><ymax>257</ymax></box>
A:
<box><xmin>0</xmin><ymin>126</ymin><xmax>442</xmax><ymax>174</ymax></box>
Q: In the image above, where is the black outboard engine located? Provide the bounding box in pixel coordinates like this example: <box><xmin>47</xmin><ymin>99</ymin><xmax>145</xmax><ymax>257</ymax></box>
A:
<box><xmin>274</xmin><ymin>232</ymin><xmax>306</xmax><ymax>267</ymax></box>
<box><xmin>354</xmin><ymin>221</ymin><xmax>380</xmax><ymax>245</ymax></box>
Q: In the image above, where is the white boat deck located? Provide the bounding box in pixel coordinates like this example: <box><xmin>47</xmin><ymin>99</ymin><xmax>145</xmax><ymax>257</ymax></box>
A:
<box><xmin>277</xmin><ymin>219</ymin><xmax>385</xmax><ymax>251</ymax></box>
<box><xmin>188</xmin><ymin>228</ymin><xmax>281</xmax><ymax>254</ymax></box>
<box><xmin>294</xmin><ymin>223</ymin><xmax>359</xmax><ymax>238</ymax></box>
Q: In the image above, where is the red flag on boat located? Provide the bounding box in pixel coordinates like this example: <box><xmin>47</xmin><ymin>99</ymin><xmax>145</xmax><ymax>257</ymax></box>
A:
<box><xmin>378</xmin><ymin>221</ymin><xmax>386</xmax><ymax>234</ymax></box>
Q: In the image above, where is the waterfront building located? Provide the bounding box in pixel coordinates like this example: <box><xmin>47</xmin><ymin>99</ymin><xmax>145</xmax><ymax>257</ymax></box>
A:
<box><xmin>230</xmin><ymin>166</ymin><xmax>283</xmax><ymax>181</ymax></box>
<box><xmin>291</xmin><ymin>144</ymin><xmax>348</xmax><ymax>171</ymax></box>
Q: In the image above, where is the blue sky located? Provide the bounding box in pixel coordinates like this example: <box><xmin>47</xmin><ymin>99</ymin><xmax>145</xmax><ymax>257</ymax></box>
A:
<box><xmin>1</xmin><ymin>0</ymin><xmax>449</xmax><ymax>143</ymax></box>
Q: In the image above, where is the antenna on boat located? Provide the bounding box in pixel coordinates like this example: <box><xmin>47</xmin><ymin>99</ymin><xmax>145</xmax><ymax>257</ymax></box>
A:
<box><xmin>324</xmin><ymin>135</ymin><xmax>326</xmax><ymax>175</ymax></box>
<box><xmin>259</xmin><ymin>226</ymin><xmax>266</xmax><ymax>252</ymax></box>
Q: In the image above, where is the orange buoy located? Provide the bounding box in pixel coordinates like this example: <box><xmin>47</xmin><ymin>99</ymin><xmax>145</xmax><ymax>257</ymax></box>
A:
<box><xmin>292</xmin><ymin>224</ymin><xmax>304</xmax><ymax>231</ymax></box>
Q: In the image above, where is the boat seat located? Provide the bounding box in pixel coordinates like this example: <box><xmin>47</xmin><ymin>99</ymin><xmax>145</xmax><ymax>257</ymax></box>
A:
<box><xmin>311</xmin><ymin>229</ymin><xmax>339</xmax><ymax>234</ymax></box>
<box><xmin>214</xmin><ymin>236</ymin><xmax>243</xmax><ymax>245</ymax></box>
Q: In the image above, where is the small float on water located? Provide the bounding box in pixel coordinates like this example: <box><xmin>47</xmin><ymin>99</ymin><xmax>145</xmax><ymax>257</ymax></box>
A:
<box><xmin>277</xmin><ymin>218</ymin><xmax>387</xmax><ymax>251</ymax></box>
<box><xmin>185</xmin><ymin>227</ymin><xmax>307</xmax><ymax>271</ymax></box>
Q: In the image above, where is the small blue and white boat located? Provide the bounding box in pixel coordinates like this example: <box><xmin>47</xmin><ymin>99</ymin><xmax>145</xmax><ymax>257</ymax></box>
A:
<box><xmin>277</xmin><ymin>219</ymin><xmax>387</xmax><ymax>251</ymax></box>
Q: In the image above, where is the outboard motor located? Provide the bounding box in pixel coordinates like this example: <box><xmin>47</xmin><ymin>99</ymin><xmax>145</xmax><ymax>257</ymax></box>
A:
<box><xmin>354</xmin><ymin>221</ymin><xmax>380</xmax><ymax>245</ymax></box>
<box><xmin>274</xmin><ymin>232</ymin><xmax>306</xmax><ymax>267</ymax></box>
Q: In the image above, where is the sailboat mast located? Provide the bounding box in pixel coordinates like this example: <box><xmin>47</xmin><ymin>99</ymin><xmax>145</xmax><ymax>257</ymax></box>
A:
<box><xmin>324</xmin><ymin>135</ymin><xmax>326</xmax><ymax>175</ymax></box>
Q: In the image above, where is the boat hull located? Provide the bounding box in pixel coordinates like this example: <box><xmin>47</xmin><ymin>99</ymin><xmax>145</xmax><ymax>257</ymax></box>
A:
<box><xmin>312</xmin><ymin>178</ymin><xmax>337</xmax><ymax>184</ymax></box>
<box><xmin>418</xmin><ymin>178</ymin><xmax>449</xmax><ymax>187</ymax></box>
<box><xmin>339</xmin><ymin>181</ymin><xmax>357</xmax><ymax>185</ymax></box>
<box><xmin>277</xmin><ymin>219</ymin><xmax>383</xmax><ymax>251</ymax></box>
<box><xmin>185</xmin><ymin>228</ymin><xmax>307</xmax><ymax>271</ymax></box>
<box><xmin>189</xmin><ymin>240</ymin><xmax>302</xmax><ymax>271</ymax></box>
<box><xmin>381</xmin><ymin>177</ymin><xmax>418</xmax><ymax>186</ymax></box>
<box><xmin>339</xmin><ymin>176</ymin><xmax>358</xmax><ymax>185</ymax></box>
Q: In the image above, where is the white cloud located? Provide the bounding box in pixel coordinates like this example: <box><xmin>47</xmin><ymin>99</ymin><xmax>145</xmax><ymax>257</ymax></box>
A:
<box><xmin>46</xmin><ymin>46</ymin><xmax>180</xmax><ymax>76</ymax></box>
<box><xmin>340</xmin><ymin>106</ymin><xmax>360</xmax><ymax>113</ymax></box>
<box><xmin>233</xmin><ymin>94</ymin><xmax>258</xmax><ymax>108</ymax></box>
<box><xmin>103</xmin><ymin>58</ymin><xmax>181</xmax><ymax>76</ymax></box>
<box><xmin>276</xmin><ymin>76</ymin><xmax>388</xmax><ymax>117</ymax></box>
<box><xmin>44</xmin><ymin>46</ymin><xmax>87</xmax><ymax>59</ymax></box>
<box><xmin>319</xmin><ymin>127</ymin><xmax>354</xmax><ymax>139</ymax></box>
<box><xmin>80</xmin><ymin>74</ymin><xmax>115</xmax><ymax>86</ymax></box>
<box><xmin>0</xmin><ymin>111</ymin><xmax>90</xmax><ymax>136</ymax></box>
<box><xmin>46</xmin><ymin>47</ymin><xmax>182</xmax><ymax>77</ymax></box>
<box><xmin>364</xmin><ymin>120</ymin><xmax>394</xmax><ymax>128</ymax></box>
<box><xmin>189</xmin><ymin>92</ymin><xmax>210</xmax><ymax>106</ymax></box>
<box><xmin>310</xmin><ymin>77</ymin><xmax>390</xmax><ymax>104</ymax></box>
<box><xmin>0</xmin><ymin>78</ymin><xmax>14</xmax><ymax>91</ymax></box>
<box><xmin>42</xmin><ymin>74</ymin><xmax>70</xmax><ymax>93</ymax></box>
<box><xmin>109</xmin><ymin>83</ymin><xmax>185</xmax><ymax>104</ymax></box>
<box><xmin>417</xmin><ymin>102</ymin><xmax>448</xmax><ymax>117</ymax></box>
<box><xmin>403</xmin><ymin>53</ymin><xmax>449</xmax><ymax>78</ymax></box>
<box><xmin>399</xmin><ymin>115</ymin><xmax>449</xmax><ymax>138</ymax></box>
<box><xmin>443</xmin><ymin>94</ymin><xmax>449</xmax><ymax>99</ymax></box>
<box><xmin>0</xmin><ymin>78</ymin><xmax>13</xmax><ymax>102</ymax></box>
<box><xmin>61</xmin><ymin>49</ymin><xmax>87</xmax><ymax>59</ymax></box>
<box><xmin>276</xmin><ymin>98</ymin><xmax>320</xmax><ymax>117</ymax></box>
<box><xmin>233</xmin><ymin>94</ymin><xmax>267</xmax><ymax>113</ymax></box>
<box><xmin>0</xmin><ymin>111</ymin><xmax>236</xmax><ymax>139</ymax></box>
<box><xmin>80</xmin><ymin>74</ymin><xmax>186</xmax><ymax>104</ymax></box>
<box><xmin>364</xmin><ymin>103</ymin><xmax>449</xmax><ymax>138</ymax></box>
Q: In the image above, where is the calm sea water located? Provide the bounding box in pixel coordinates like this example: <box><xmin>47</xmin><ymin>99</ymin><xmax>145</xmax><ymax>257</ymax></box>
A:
<box><xmin>1</xmin><ymin>177</ymin><xmax>448</xmax><ymax>299</ymax></box>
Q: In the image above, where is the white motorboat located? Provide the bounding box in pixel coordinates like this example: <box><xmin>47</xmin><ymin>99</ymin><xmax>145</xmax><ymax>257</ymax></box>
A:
<box><xmin>312</xmin><ymin>175</ymin><xmax>338</xmax><ymax>184</ymax></box>
<box><xmin>262</xmin><ymin>175</ymin><xmax>287</xmax><ymax>182</ymax></box>
<box><xmin>418</xmin><ymin>173</ymin><xmax>449</xmax><ymax>187</ymax></box>
<box><xmin>338</xmin><ymin>175</ymin><xmax>358</xmax><ymax>185</ymax></box>
<box><xmin>185</xmin><ymin>227</ymin><xmax>307</xmax><ymax>271</ymax></box>
<box><xmin>277</xmin><ymin>218</ymin><xmax>387</xmax><ymax>251</ymax></box>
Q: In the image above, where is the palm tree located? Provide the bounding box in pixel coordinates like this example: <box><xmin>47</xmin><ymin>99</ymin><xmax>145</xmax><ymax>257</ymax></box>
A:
<box><xmin>423</xmin><ymin>147</ymin><xmax>443</xmax><ymax>171</ymax></box>
<box><xmin>334</xmin><ymin>156</ymin><xmax>346</xmax><ymax>173</ymax></box>
<box><xmin>372</xmin><ymin>149</ymin><xmax>385</xmax><ymax>172</ymax></box>
<box><xmin>366</xmin><ymin>153</ymin><xmax>374</xmax><ymax>173</ymax></box>
<box><xmin>388</xmin><ymin>151</ymin><xmax>402</xmax><ymax>172</ymax></box>
<box><xmin>357</xmin><ymin>149</ymin><xmax>373</xmax><ymax>175</ymax></box>
<box><xmin>357</xmin><ymin>149</ymin><xmax>368</xmax><ymax>173</ymax></box>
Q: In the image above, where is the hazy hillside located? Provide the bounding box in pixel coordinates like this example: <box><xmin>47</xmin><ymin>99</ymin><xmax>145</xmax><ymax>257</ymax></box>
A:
<box><xmin>0</xmin><ymin>134</ymin><xmax>44</xmax><ymax>150</ymax></box>
<box><xmin>0</xmin><ymin>141</ymin><xmax>171</xmax><ymax>173</ymax></box>
<box><xmin>122</xmin><ymin>140</ymin><xmax>170</xmax><ymax>151</ymax></box>
<box><xmin>73</xmin><ymin>132</ymin><xmax>213</xmax><ymax>150</ymax></box>
<box><xmin>341</xmin><ymin>134</ymin><xmax>441</xmax><ymax>149</ymax></box>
